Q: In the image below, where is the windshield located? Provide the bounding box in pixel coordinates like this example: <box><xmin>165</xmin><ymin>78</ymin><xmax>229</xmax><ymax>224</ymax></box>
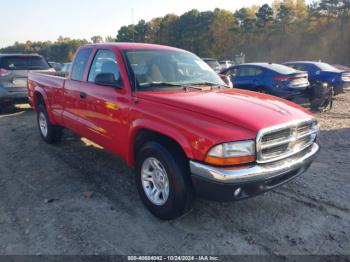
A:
<box><xmin>124</xmin><ymin>49</ymin><xmax>225</xmax><ymax>90</ymax></box>
<box><xmin>0</xmin><ymin>56</ymin><xmax>50</xmax><ymax>70</ymax></box>
<box><xmin>315</xmin><ymin>62</ymin><xmax>340</xmax><ymax>72</ymax></box>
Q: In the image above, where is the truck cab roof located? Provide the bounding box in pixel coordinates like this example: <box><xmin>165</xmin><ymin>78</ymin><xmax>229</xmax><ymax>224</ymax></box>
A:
<box><xmin>80</xmin><ymin>42</ymin><xmax>185</xmax><ymax>52</ymax></box>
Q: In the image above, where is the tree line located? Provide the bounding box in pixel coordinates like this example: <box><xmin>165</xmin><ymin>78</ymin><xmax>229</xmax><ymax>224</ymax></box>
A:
<box><xmin>1</xmin><ymin>0</ymin><xmax>349</xmax><ymax>65</ymax></box>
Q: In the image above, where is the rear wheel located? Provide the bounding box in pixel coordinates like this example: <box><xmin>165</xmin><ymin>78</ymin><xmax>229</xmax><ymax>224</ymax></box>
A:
<box><xmin>135</xmin><ymin>141</ymin><xmax>194</xmax><ymax>220</ymax></box>
<box><xmin>37</xmin><ymin>103</ymin><xmax>63</xmax><ymax>144</ymax></box>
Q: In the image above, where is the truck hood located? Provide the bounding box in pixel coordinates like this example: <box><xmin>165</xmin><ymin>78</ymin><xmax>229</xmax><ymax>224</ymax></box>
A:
<box><xmin>135</xmin><ymin>89</ymin><xmax>313</xmax><ymax>132</ymax></box>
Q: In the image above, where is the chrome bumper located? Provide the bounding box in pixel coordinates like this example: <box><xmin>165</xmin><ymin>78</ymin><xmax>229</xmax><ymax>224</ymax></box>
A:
<box><xmin>190</xmin><ymin>143</ymin><xmax>319</xmax><ymax>184</ymax></box>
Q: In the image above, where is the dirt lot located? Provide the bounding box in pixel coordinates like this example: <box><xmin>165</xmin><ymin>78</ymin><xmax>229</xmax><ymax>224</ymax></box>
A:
<box><xmin>0</xmin><ymin>93</ymin><xmax>349</xmax><ymax>256</ymax></box>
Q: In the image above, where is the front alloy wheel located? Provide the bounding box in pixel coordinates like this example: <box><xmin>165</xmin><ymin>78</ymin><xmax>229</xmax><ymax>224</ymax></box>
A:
<box><xmin>135</xmin><ymin>141</ymin><xmax>194</xmax><ymax>220</ymax></box>
<box><xmin>141</xmin><ymin>157</ymin><xmax>170</xmax><ymax>206</ymax></box>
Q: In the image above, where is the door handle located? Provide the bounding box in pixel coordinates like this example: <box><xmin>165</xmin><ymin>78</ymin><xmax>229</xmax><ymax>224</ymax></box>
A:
<box><xmin>80</xmin><ymin>92</ymin><xmax>87</xmax><ymax>99</ymax></box>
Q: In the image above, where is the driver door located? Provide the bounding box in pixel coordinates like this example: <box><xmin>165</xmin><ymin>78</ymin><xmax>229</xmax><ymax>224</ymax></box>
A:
<box><xmin>77</xmin><ymin>49</ymin><xmax>131</xmax><ymax>154</ymax></box>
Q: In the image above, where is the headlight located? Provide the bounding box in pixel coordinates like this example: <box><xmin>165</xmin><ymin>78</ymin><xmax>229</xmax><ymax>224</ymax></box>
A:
<box><xmin>205</xmin><ymin>140</ymin><xmax>256</xmax><ymax>166</ymax></box>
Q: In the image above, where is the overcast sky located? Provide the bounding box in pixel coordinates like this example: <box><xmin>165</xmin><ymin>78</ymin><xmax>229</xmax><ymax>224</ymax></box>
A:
<box><xmin>0</xmin><ymin>0</ymin><xmax>277</xmax><ymax>48</ymax></box>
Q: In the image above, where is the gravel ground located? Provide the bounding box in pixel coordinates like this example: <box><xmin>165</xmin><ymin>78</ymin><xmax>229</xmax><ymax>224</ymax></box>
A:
<box><xmin>0</xmin><ymin>92</ymin><xmax>349</xmax><ymax>256</ymax></box>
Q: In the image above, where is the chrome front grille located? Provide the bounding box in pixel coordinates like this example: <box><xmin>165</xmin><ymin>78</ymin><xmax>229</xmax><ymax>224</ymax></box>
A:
<box><xmin>261</xmin><ymin>128</ymin><xmax>291</xmax><ymax>143</ymax></box>
<box><xmin>257</xmin><ymin>119</ymin><xmax>319</xmax><ymax>163</ymax></box>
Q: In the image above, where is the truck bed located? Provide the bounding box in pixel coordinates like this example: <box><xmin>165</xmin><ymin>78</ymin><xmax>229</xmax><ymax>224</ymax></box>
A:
<box><xmin>27</xmin><ymin>71</ymin><xmax>67</xmax><ymax>108</ymax></box>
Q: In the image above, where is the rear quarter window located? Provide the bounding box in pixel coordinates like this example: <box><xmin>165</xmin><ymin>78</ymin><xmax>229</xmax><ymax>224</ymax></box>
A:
<box><xmin>71</xmin><ymin>48</ymin><xmax>92</xmax><ymax>81</ymax></box>
<box><xmin>237</xmin><ymin>67</ymin><xmax>263</xmax><ymax>77</ymax></box>
<box><xmin>0</xmin><ymin>56</ymin><xmax>50</xmax><ymax>70</ymax></box>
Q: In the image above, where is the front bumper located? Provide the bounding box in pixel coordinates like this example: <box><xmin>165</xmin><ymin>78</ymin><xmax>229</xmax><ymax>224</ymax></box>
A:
<box><xmin>190</xmin><ymin>143</ymin><xmax>319</xmax><ymax>201</ymax></box>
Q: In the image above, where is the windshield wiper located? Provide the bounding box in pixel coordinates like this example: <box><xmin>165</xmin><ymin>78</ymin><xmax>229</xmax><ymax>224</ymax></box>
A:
<box><xmin>140</xmin><ymin>82</ymin><xmax>203</xmax><ymax>91</ymax></box>
<box><xmin>187</xmin><ymin>82</ymin><xmax>230</xmax><ymax>89</ymax></box>
<box><xmin>27</xmin><ymin>67</ymin><xmax>47</xmax><ymax>70</ymax></box>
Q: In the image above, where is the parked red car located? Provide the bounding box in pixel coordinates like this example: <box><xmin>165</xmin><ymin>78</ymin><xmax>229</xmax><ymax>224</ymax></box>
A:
<box><xmin>28</xmin><ymin>43</ymin><xmax>320</xmax><ymax>220</ymax></box>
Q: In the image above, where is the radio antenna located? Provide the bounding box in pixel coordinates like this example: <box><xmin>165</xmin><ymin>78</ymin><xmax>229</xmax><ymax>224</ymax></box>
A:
<box><xmin>131</xmin><ymin>8</ymin><xmax>135</xmax><ymax>42</ymax></box>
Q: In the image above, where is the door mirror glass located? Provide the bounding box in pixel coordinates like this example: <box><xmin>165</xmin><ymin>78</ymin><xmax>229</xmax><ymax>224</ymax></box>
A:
<box><xmin>95</xmin><ymin>73</ymin><xmax>122</xmax><ymax>88</ymax></box>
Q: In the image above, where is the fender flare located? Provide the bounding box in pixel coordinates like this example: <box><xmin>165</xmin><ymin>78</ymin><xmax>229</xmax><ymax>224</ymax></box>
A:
<box><xmin>33</xmin><ymin>86</ymin><xmax>58</xmax><ymax>125</ymax></box>
<box><xmin>126</xmin><ymin>119</ymin><xmax>194</xmax><ymax>166</ymax></box>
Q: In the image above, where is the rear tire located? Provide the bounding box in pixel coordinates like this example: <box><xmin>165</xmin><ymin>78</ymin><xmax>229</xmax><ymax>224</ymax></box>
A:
<box><xmin>135</xmin><ymin>141</ymin><xmax>194</xmax><ymax>220</ymax></box>
<box><xmin>37</xmin><ymin>103</ymin><xmax>63</xmax><ymax>144</ymax></box>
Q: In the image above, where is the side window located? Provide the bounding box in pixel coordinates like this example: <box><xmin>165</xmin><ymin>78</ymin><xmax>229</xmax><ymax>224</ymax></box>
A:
<box><xmin>254</xmin><ymin>68</ymin><xmax>263</xmax><ymax>76</ymax></box>
<box><xmin>237</xmin><ymin>67</ymin><xmax>261</xmax><ymax>77</ymax></box>
<box><xmin>88</xmin><ymin>49</ymin><xmax>120</xmax><ymax>83</ymax></box>
<box><xmin>237</xmin><ymin>67</ymin><xmax>250</xmax><ymax>77</ymax></box>
<box><xmin>71</xmin><ymin>48</ymin><xmax>92</xmax><ymax>81</ymax></box>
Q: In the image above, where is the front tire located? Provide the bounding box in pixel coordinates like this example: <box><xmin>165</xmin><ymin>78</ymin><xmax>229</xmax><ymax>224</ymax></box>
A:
<box><xmin>135</xmin><ymin>141</ymin><xmax>194</xmax><ymax>220</ymax></box>
<box><xmin>37</xmin><ymin>104</ymin><xmax>63</xmax><ymax>144</ymax></box>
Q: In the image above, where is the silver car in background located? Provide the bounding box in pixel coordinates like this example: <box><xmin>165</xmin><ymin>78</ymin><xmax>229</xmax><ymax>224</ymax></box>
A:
<box><xmin>0</xmin><ymin>54</ymin><xmax>54</xmax><ymax>110</ymax></box>
<box><xmin>219</xmin><ymin>60</ymin><xmax>234</xmax><ymax>70</ymax></box>
<box><xmin>202</xmin><ymin>58</ymin><xmax>221</xmax><ymax>73</ymax></box>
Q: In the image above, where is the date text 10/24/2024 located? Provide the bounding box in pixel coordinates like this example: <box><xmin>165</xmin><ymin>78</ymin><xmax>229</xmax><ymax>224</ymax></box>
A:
<box><xmin>127</xmin><ymin>256</ymin><xmax>219</xmax><ymax>261</ymax></box>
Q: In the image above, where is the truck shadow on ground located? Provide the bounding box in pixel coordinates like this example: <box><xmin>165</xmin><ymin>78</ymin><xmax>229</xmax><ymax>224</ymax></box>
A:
<box><xmin>54</xmin><ymin>126</ymin><xmax>350</xmax><ymax>218</ymax></box>
<box><xmin>39</xmin><ymin>126</ymin><xmax>349</xmax><ymax>254</ymax></box>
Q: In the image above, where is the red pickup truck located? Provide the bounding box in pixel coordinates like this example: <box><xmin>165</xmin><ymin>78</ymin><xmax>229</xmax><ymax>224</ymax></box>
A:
<box><xmin>28</xmin><ymin>43</ymin><xmax>320</xmax><ymax>220</ymax></box>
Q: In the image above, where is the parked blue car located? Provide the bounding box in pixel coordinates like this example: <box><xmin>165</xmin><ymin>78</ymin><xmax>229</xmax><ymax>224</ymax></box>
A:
<box><xmin>220</xmin><ymin>63</ymin><xmax>310</xmax><ymax>101</ymax></box>
<box><xmin>283</xmin><ymin>61</ymin><xmax>350</xmax><ymax>95</ymax></box>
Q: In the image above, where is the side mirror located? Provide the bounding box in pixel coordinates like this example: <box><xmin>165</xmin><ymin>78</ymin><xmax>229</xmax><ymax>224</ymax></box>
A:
<box><xmin>95</xmin><ymin>73</ymin><xmax>122</xmax><ymax>88</ymax></box>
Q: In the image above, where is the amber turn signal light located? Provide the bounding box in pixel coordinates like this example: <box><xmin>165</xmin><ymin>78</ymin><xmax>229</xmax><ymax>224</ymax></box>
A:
<box><xmin>204</xmin><ymin>155</ymin><xmax>256</xmax><ymax>166</ymax></box>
